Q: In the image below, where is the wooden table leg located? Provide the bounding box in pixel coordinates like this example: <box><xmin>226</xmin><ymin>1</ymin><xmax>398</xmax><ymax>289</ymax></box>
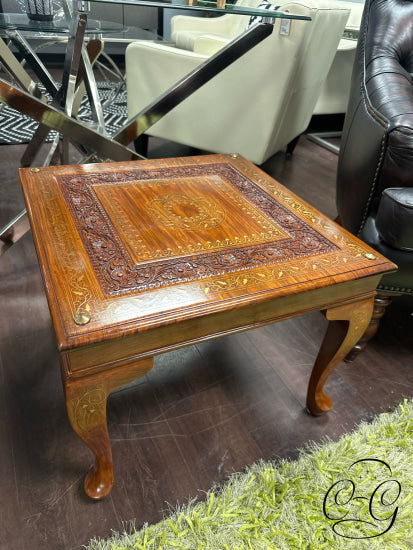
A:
<box><xmin>306</xmin><ymin>297</ymin><xmax>374</xmax><ymax>416</ymax></box>
<box><xmin>61</xmin><ymin>356</ymin><xmax>154</xmax><ymax>500</ymax></box>
<box><xmin>344</xmin><ymin>293</ymin><xmax>394</xmax><ymax>362</ymax></box>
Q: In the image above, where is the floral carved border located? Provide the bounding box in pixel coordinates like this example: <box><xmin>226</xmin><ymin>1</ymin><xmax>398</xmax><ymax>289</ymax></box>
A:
<box><xmin>57</xmin><ymin>163</ymin><xmax>338</xmax><ymax>296</ymax></box>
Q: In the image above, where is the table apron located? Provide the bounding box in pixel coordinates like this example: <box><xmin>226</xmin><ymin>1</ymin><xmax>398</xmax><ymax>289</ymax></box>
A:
<box><xmin>62</xmin><ymin>276</ymin><xmax>383</xmax><ymax>377</ymax></box>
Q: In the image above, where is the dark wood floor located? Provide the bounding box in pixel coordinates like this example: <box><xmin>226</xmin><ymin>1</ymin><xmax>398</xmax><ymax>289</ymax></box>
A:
<box><xmin>1</xmin><ymin>135</ymin><xmax>412</xmax><ymax>550</ymax></box>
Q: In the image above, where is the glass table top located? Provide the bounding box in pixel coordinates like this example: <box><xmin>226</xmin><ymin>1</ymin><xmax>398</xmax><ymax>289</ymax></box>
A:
<box><xmin>88</xmin><ymin>0</ymin><xmax>312</xmax><ymax>20</ymax></box>
<box><xmin>0</xmin><ymin>13</ymin><xmax>125</xmax><ymax>34</ymax></box>
<box><xmin>0</xmin><ymin>1</ymin><xmax>311</xmax><ymax>37</ymax></box>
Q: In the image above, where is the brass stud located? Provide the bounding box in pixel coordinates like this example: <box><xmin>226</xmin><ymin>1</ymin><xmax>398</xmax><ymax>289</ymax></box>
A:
<box><xmin>31</xmin><ymin>167</ymin><xmax>40</xmax><ymax>173</ymax></box>
<box><xmin>230</xmin><ymin>153</ymin><xmax>238</xmax><ymax>158</ymax></box>
<box><xmin>74</xmin><ymin>312</ymin><xmax>91</xmax><ymax>325</ymax></box>
<box><xmin>364</xmin><ymin>252</ymin><xmax>377</xmax><ymax>260</ymax></box>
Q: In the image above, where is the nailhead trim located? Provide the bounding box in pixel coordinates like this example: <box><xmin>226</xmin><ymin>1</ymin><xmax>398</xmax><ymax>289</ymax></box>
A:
<box><xmin>379</xmin><ymin>285</ymin><xmax>412</xmax><ymax>293</ymax></box>
<box><xmin>356</xmin><ymin>9</ymin><xmax>388</xmax><ymax>237</ymax></box>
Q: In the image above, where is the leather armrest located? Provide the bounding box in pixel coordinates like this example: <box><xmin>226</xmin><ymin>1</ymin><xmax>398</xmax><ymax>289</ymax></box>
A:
<box><xmin>171</xmin><ymin>13</ymin><xmax>235</xmax><ymax>38</ymax></box>
<box><xmin>376</xmin><ymin>188</ymin><xmax>413</xmax><ymax>251</ymax></box>
<box><xmin>193</xmin><ymin>34</ymin><xmax>232</xmax><ymax>55</ymax></box>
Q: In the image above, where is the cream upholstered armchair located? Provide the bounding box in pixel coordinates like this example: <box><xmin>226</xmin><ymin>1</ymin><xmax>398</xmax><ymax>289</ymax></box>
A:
<box><xmin>313</xmin><ymin>0</ymin><xmax>364</xmax><ymax>115</ymax></box>
<box><xmin>170</xmin><ymin>0</ymin><xmax>264</xmax><ymax>53</ymax></box>
<box><xmin>125</xmin><ymin>0</ymin><xmax>350</xmax><ymax>165</ymax></box>
<box><xmin>172</xmin><ymin>0</ymin><xmax>362</xmax><ymax>114</ymax></box>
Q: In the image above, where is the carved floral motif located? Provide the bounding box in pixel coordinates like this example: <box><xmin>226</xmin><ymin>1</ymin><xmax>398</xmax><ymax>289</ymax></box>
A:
<box><xmin>57</xmin><ymin>163</ymin><xmax>339</xmax><ymax>296</ymax></box>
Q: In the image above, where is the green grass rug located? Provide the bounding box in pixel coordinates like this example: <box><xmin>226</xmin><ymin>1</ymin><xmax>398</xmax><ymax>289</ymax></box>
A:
<box><xmin>86</xmin><ymin>400</ymin><xmax>413</xmax><ymax>550</ymax></box>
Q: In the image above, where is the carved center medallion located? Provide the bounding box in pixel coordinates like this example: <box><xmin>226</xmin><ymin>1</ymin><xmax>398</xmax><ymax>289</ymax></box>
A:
<box><xmin>147</xmin><ymin>192</ymin><xmax>225</xmax><ymax>231</ymax></box>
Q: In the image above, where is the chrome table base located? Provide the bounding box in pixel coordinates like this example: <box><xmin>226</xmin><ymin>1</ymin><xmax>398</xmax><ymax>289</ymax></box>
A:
<box><xmin>0</xmin><ymin>2</ymin><xmax>275</xmax><ymax>248</ymax></box>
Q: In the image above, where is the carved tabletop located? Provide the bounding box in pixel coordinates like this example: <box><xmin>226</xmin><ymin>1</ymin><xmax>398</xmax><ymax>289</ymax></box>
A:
<box><xmin>19</xmin><ymin>154</ymin><xmax>396</xmax><ymax>500</ymax></box>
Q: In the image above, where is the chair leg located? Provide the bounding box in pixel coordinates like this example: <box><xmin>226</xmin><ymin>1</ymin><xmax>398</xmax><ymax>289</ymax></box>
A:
<box><xmin>134</xmin><ymin>134</ymin><xmax>149</xmax><ymax>158</ymax></box>
<box><xmin>344</xmin><ymin>293</ymin><xmax>393</xmax><ymax>362</ymax></box>
<box><xmin>286</xmin><ymin>135</ymin><xmax>300</xmax><ymax>158</ymax></box>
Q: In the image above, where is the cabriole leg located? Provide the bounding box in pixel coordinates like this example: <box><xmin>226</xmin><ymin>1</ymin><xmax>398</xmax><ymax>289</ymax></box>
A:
<box><xmin>61</xmin><ymin>356</ymin><xmax>154</xmax><ymax>499</ymax></box>
<box><xmin>306</xmin><ymin>297</ymin><xmax>374</xmax><ymax>416</ymax></box>
<box><xmin>344</xmin><ymin>293</ymin><xmax>394</xmax><ymax>362</ymax></box>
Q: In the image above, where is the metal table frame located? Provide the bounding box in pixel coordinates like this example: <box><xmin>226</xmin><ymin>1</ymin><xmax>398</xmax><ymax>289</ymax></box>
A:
<box><xmin>0</xmin><ymin>0</ymin><xmax>310</xmax><ymax>244</ymax></box>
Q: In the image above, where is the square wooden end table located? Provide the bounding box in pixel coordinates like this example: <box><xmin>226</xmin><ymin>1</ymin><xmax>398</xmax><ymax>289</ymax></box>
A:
<box><xmin>19</xmin><ymin>154</ymin><xmax>396</xmax><ymax>500</ymax></box>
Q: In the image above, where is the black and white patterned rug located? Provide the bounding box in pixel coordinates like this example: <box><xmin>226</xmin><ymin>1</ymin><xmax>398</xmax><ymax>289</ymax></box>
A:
<box><xmin>0</xmin><ymin>82</ymin><xmax>128</xmax><ymax>145</ymax></box>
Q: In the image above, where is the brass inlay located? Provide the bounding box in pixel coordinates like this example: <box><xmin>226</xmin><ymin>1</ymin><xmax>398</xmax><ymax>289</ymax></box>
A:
<box><xmin>40</xmin><ymin>179</ymin><xmax>95</xmax><ymax>318</ymax></box>
<box><xmin>74</xmin><ymin>387</ymin><xmax>106</xmax><ymax>431</ymax></box>
<box><xmin>93</xmin><ymin>175</ymin><xmax>288</xmax><ymax>263</ymax></box>
<box><xmin>147</xmin><ymin>192</ymin><xmax>226</xmax><ymax>231</ymax></box>
<box><xmin>74</xmin><ymin>312</ymin><xmax>91</xmax><ymax>325</ymax></box>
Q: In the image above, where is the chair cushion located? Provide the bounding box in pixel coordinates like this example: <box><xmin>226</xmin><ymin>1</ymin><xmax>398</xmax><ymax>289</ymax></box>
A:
<box><xmin>376</xmin><ymin>188</ymin><xmax>413</xmax><ymax>251</ymax></box>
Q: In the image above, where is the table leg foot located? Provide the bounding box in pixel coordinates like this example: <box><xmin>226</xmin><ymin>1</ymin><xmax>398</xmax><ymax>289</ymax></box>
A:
<box><xmin>61</xmin><ymin>356</ymin><xmax>154</xmax><ymax>499</ymax></box>
<box><xmin>85</xmin><ymin>460</ymin><xmax>114</xmax><ymax>500</ymax></box>
<box><xmin>306</xmin><ymin>297</ymin><xmax>374</xmax><ymax>416</ymax></box>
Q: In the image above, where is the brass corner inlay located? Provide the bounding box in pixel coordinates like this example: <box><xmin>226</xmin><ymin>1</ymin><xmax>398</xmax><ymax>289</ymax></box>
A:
<box><xmin>74</xmin><ymin>312</ymin><xmax>91</xmax><ymax>325</ymax></box>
